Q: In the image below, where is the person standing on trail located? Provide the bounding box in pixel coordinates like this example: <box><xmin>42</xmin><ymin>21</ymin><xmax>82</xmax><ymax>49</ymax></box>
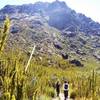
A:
<box><xmin>55</xmin><ymin>81</ymin><xmax>60</xmax><ymax>97</ymax></box>
<box><xmin>63</xmin><ymin>81</ymin><xmax>69</xmax><ymax>100</ymax></box>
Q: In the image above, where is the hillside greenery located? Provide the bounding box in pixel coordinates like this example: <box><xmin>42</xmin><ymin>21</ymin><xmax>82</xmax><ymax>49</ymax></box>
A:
<box><xmin>0</xmin><ymin>17</ymin><xmax>100</xmax><ymax>100</ymax></box>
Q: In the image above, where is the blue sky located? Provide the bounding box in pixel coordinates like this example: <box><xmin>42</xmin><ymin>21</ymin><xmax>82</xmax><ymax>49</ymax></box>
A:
<box><xmin>0</xmin><ymin>0</ymin><xmax>100</xmax><ymax>23</ymax></box>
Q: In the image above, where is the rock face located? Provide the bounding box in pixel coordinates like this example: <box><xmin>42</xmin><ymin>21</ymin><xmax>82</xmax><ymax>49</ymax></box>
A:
<box><xmin>61</xmin><ymin>53</ymin><xmax>68</xmax><ymax>59</ymax></box>
<box><xmin>0</xmin><ymin>1</ymin><xmax>100</xmax><ymax>36</ymax></box>
<box><xmin>70</xmin><ymin>59</ymin><xmax>83</xmax><ymax>67</ymax></box>
<box><xmin>0</xmin><ymin>0</ymin><xmax>100</xmax><ymax>63</ymax></box>
<box><xmin>54</xmin><ymin>42</ymin><xmax>63</xmax><ymax>50</ymax></box>
<box><xmin>93</xmin><ymin>51</ymin><xmax>100</xmax><ymax>60</ymax></box>
<box><xmin>10</xmin><ymin>25</ymin><xmax>21</xmax><ymax>34</ymax></box>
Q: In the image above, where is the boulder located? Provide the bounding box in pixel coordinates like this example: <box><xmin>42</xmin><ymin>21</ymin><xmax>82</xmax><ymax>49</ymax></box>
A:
<box><xmin>76</xmin><ymin>49</ymin><xmax>86</xmax><ymax>55</ymax></box>
<box><xmin>93</xmin><ymin>54</ymin><xmax>100</xmax><ymax>60</ymax></box>
<box><xmin>70</xmin><ymin>59</ymin><xmax>83</xmax><ymax>67</ymax></box>
<box><xmin>61</xmin><ymin>53</ymin><xmax>68</xmax><ymax>59</ymax></box>
<box><xmin>54</xmin><ymin>42</ymin><xmax>63</xmax><ymax>50</ymax></box>
<box><xmin>10</xmin><ymin>25</ymin><xmax>21</xmax><ymax>34</ymax></box>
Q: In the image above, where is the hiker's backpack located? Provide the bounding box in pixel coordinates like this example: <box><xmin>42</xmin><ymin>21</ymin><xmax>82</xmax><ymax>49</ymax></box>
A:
<box><xmin>64</xmin><ymin>83</ymin><xmax>68</xmax><ymax>90</ymax></box>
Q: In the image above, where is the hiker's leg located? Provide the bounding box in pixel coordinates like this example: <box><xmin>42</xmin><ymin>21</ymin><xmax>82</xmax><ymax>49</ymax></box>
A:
<box><xmin>57</xmin><ymin>89</ymin><xmax>60</xmax><ymax>96</ymax></box>
<box><xmin>58</xmin><ymin>91</ymin><xmax>60</xmax><ymax>96</ymax></box>
<box><xmin>64</xmin><ymin>91</ymin><xmax>68</xmax><ymax>99</ymax></box>
<box><xmin>64</xmin><ymin>91</ymin><xmax>67</xmax><ymax>100</ymax></box>
<box><xmin>66</xmin><ymin>91</ymin><xmax>68</xmax><ymax>98</ymax></box>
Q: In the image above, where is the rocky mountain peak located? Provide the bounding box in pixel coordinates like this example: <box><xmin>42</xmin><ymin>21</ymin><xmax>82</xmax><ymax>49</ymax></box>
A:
<box><xmin>48</xmin><ymin>0</ymin><xmax>68</xmax><ymax>9</ymax></box>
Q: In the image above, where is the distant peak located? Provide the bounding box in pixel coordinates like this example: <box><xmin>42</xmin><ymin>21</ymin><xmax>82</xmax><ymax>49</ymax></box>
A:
<box><xmin>49</xmin><ymin>0</ymin><xmax>68</xmax><ymax>10</ymax></box>
<box><xmin>55</xmin><ymin>0</ymin><xmax>59</xmax><ymax>2</ymax></box>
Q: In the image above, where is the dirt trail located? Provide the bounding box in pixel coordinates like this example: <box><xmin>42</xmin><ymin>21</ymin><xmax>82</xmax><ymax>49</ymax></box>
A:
<box><xmin>52</xmin><ymin>93</ymin><xmax>70</xmax><ymax>100</ymax></box>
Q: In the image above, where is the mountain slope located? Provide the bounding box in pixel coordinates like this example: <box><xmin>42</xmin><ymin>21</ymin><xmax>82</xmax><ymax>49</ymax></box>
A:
<box><xmin>0</xmin><ymin>1</ymin><xmax>100</xmax><ymax>64</ymax></box>
<box><xmin>0</xmin><ymin>1</ymin><xmax>100</xmax><ymax>36</ymax></box>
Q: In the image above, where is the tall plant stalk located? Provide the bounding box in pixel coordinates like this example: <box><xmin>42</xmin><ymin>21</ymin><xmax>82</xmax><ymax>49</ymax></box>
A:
<box><xmin>0</xmin><ymin>16</ymin><xmax>10</xmax><ymax>54</ymax></box>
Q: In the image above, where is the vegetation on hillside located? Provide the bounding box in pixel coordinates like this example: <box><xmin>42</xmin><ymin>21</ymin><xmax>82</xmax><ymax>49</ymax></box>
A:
<box><xmin>0</xmin><ymin>17</ymin><xmax>100</xmax><ymax>100</ymax></box>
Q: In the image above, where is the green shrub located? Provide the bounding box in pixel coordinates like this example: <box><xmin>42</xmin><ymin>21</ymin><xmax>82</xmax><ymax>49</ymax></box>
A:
<box><xmin>45</xmin><ymin>87</ymin><xmax>55</xmax><ymax>98</ymax></box>
<box><xmin>70</xmin><ymin>91</ymin><xmax>77</xmax><ymax>99</ymax></box>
